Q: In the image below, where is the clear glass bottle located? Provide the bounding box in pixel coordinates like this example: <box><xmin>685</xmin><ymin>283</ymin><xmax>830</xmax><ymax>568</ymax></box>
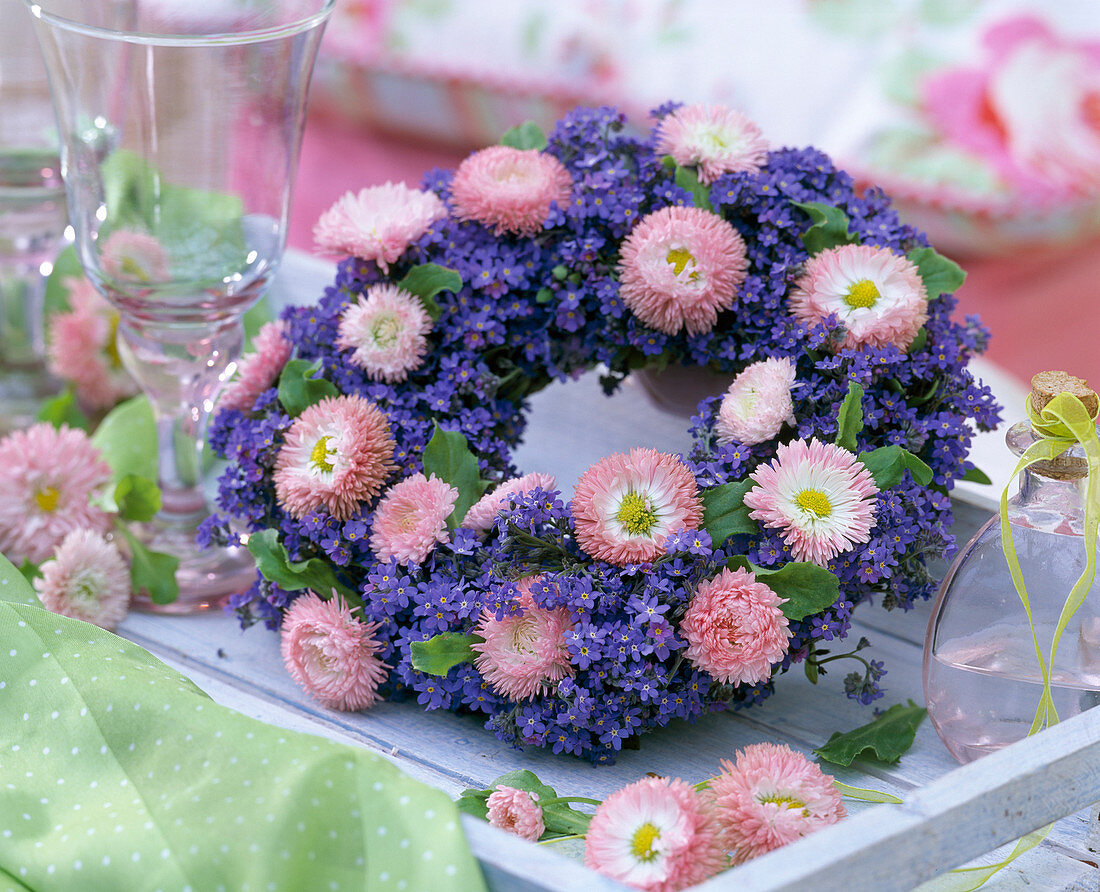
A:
<box><xmin>923</xmin><ymin>375</ymin><xmax>1100</xmax><ymax>763</ymax></box>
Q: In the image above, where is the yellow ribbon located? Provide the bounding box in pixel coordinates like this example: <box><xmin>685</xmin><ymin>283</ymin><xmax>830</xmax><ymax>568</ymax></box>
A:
<box><xmin>1001</xmin><ymin>392</ymin><xmax>1100</xmax><ymax>734</ymax></box>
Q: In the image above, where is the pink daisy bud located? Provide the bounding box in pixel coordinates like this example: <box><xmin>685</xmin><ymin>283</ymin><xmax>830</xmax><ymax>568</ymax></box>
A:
<box><xmin>34</xmin><ymin>529</ymin><xmax>131</xmax><ymax>631</ymax></box>
<box><xmin>100</xmin><ymin>230</ymin><xmax>170</xmax><ymax>283</ymax></box>
<box><xmin>369</xmin><ymin>473</ymin><xmax>458</xmax><ymax>565</ymax></box>
<box><xmin>584</xmin><ymin>775</ymin><xmax>726</xmax><ymax>892</ymax></box>
<box><xmin>789</xmin><ymin>243</ymin><xmax>929</xmax><ymax>351</ymax></box>
<box><xmin>680</xmin><ymin>567</ymin><xmax>790</xmax><ymax>685</ymax></box>
<box><xmin>486</xmin><ymin>785</ymin><xmax>545</xmax><ymax>842</ymax></box>
<box><xmin>461</xmin><ymin>471</ymin><xmax>557</xmax><ymax>533</ymax></box>
<box><xmin>219</xmin><ymin>320</ymin><xmax>292</xmax><ymax>414</ymax></box>
<box><xmin>617</xmin><ymin>205</ymin><xmax>748</xmax><ymax>336</ymax></box>
<box><xmin>46</xmin><ymin>277</ymin><xmax>138</xmax><ymax>411</ymax></box>
<box><xmin>472</xmin><ymin>576</ymin><xmax>574</xmax><ymax>701</ymax></box>
<box><xmin>0</xmin><ymin>423</ymin><xmax>112</xmax><ymax>565</ymax></box>
<box><xmin>280</xmin><ymin>591</ymin><xmax>389</xmax><ymax>711</ymax></box>
<box><xmin>571</xmin><ymin>448</ymin><xmax>702</xmax><ymax>566</ymax></box>
<box><xmin>743</xmin><ymin>438</ymin><xmax>879</xmax><ymax>566</ymax></box>
<box><xmin>313</xmin><ymin>182</ymin><xmax>448</xmax><ymax>272</ymax></box>
<box><xmin>450</xmin><ymin>145</ymin><xmax>573</xmax><ymax>236</ymax></box>
<box><xmin>655</xmin><ymin>104</ymin><xmax>769</xmax><ymax>184</ymax></box>
<box><xmin>705</xmin><ymin>742</ymin><xmax>845</xmax><ymax>865</ymax></box>
<box><xmin>336</xmin><ymin>284</ymin><xmax>432</xmax><ymax>383</ymax></box>
<box><xmin>715</xmin><ymin>357</ymin><xmax>797</xmax><ymax>446</ymax></box>
<box><xmin>274</xmin><ymin>395</ymin><xmax>397</xmax><ymax>521</ymax></box>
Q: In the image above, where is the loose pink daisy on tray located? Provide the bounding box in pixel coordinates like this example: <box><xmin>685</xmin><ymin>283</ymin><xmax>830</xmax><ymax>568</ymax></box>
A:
<box><xmin>336</xmin><ymin>284</ymin><xmax>431</xmax><ymax>383</ymax></box>
<box><xmin>450</xmin><ymin>145</ymin><xmax>573</xmax><ymax>236</ymax></box>
<box><xmin>617</xmin><ymin>205</ymin><xmax>748</xmax><ymax>335</ymax></box>
<box><xmin>369</xmin><ymin>473</ymin><xmax>458</xmax><ymax>565</ymax></box>
<box><xmin>274</xmin><ymin>395</ymin><xmax>396</xmax><ymax>521</ymax></box>
<box><xmin>47</xmin><ymin>277</ymin><xmax>137</xmax><ymax>411</ymax></box>
<box><xmin>655</xmin><ymin>104</ymin><xmax>769</xmax><ymax>184</ymax></box>
<box><xmin>715</xmin><ymin>357</ymin><xmax>797</xmax><ymax>446</ymax></box>
<box><xmin>461</xmin><ymin>471</ymin><xmax>557</xmax><ymax>533</ymax></box>
<box><xmin>0</xmin><ymin>423</ymin><xmax>112</xmax><ymax>565</ymax></box>
<box><xmin>219</xmin><ymin>320</ymin><xmax>292</xmax><ymax>413</ymax></box>
<box><xmin>280</xmin><ymin>591</ymin><xmax>389</xmax><ymax>711</ymax></box>
<box><xmin>789</xmin><ymin>243</ymin><xmax>928</xmax><ymax>351</ymax></box>
<box><xmin>680</xmin><ymin>567</ymin><xmax>790</xmax><ymax>685</ymax></box>
<box><xmin>705</xmin><ymin>742</ymin><xmax>845</xmax><ymax>865</ymax></box>
<box><xmin>584</xmin><ymin>776</ymin><xmax>726</xmax><ymax>892</ymax></box>
<box><xmin>743</xmin><ymin>438</ymin><xmax>879</xmax><ymax>566</ymax></box>
<box><xmin>313</xmin><ymin>182</ymin><xmax>448</xmax><ymax>272</ymax></box>
<box><xmin>486</xmin><ymin>786</ymin><xmax>545</xmax><ymax>842</ymax></box>
<box><xmin>34</xmin><ymin>529</ymin><xmax>131</xmax><ymax>631</ymax></box>
<box><xmin>473</xmin><ymin>576</ymin><xmax>574</xmax><ymax>701</ymax></box>
<box><xmin>571</xmin><ymin>448</ymin><xmax>703</xmax><ymax>566</ymax></box>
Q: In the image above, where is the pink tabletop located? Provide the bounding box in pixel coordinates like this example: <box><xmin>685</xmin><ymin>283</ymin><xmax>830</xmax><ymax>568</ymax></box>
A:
<box><xmin>290</xmin><ymin>113</ymin><xmax>1100</xmax><ymax>392</ymax></box>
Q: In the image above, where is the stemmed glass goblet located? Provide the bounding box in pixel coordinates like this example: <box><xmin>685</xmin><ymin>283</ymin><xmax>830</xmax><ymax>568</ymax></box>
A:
<box><xmin>28</xmin><ymin>0</ymin><xmax>334</xmax><ymax>611</ymax></box>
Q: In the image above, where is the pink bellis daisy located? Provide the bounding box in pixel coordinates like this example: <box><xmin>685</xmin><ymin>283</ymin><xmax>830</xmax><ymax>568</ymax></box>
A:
<box><xmin>34</xmin><ymin>529</ymin><xmax>131</xmax><ymax>631</ymax></box>
<box><xmin>705</xmin><ymin>742</ymin><xmax>845</xmax><ymax>864</ymax></box>
<box><xmin>0</xmin><ymin>423</ymin><xmax>112</xmax><ymax>565</ymax></box>
<box><xmin>584</xmin><ymin>776</ymin><xmax>726</xmax><ymax>892</ymax></box>
<box><xmin>46</xmin><ymin>277</ymin><xmax>138</xmax><ymax>411</ymax></box>
<box><xmin>369</xmin><ymin>473</ymin><xmax>458</xmax><ymax>565</ymax></box>
<box><xmin>219</xmin><ymin>320</ymin><xmax>292</xmax><ymax>413</ymax></box>
<box><xmin>461</xmin><ymin>471</ymin><xmax>557</xmax><ymax>533</ymax></box>
<box><xmin>274</xmin><ymin>395</ymin><xmax>396</xmax><ymax>521</ymax></box>
<box><xmin>472</xmin><ymin>576</ymin><xmax>574</xmax><ymax>701</ymax></box>
<box><xmin>571</xmin><ymin>448</ymin><xmax>703</xmax><ymax>566</ymax></box>
<box><xmin>715</xmin><ymin>357</ymin><xmax>797</xmax><ymax>446</ymax></box>
<box><xmin>336</xmin><ymin>284</ymin><xmax>432</xmax><ymax>383</ymax></box>
<box><xmin>280</xmin><ymin>591</ymin><xmax>389</xmax><ymax>711</ymax></box>
<box><xmin>743</xmin><ymin>438</ymin><xmax>879</xmax><ymax>566</ymax></box>
<box><xmin>100</xmin><ymin>229</ymin><xmax>170</xmax><ymax>283</ymax></box>
<box><xmin>789</xmin><ymin>243</ymin><xmax>929</xmax><ymax>351</ymax></box>
<box><xmin>617</xmin><ymin>205</ymin><xmax>748</xmax><ymax>336</ymax></box>
<box><xmin>680</xmin><ymin>567</ymin><xmax>790</xmax><ymax>685</ymax></box>
<box><xmin>486</xmin><ymin>786</ymin><xmax>545</xmax><ymax>842</ymax></box>
<box><xmin>449</xmin><ymin>145</ymin><xmax>572</xmax><ymax>236</ymax></box>
<box><xmin>655</xmin><ymin>104</ymin><xmax>769</xmax><ymax>183</ymax></box>
<box><xmin>313</xmin><ymin>182</ymin><xmax>448</xmax><ymax>272</ymax></box>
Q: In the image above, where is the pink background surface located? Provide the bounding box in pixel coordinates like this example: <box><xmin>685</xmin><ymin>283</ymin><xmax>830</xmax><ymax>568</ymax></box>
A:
<box><xmin>290</xmin><ymin>112</ymin><xmax>1100</xmax><ymax>393</ymax></box>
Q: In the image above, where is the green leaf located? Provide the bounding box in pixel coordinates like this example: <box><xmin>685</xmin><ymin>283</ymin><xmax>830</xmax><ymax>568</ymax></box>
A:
<box><xmin>701</xmin><ymin>480</ymin><xmax>757</xmax><ymax>545</ymax></box>
<box><xmin>0</xmin><ymin>551</ymin><xmax>41</xmax><ymax>607</ymax></box>
<box><xmin>277</xmin><ymin>358</ymin><xmax>338</xmax><ymax>417</ymax></box>
<box><xmin>43</xmin><ymin>244</ymin><xmax>85</xmax><ymax>315</ymax></box>
<box><xmin>410</xmin><ymin>632</ymin><xmax>480</xmax><ymax>676</ymax></box>
<box><xmin>673</xmin><ymin>164</ymin><xmax>714</xmax><ymax>212</ymax></box>
<box><xmin>113</xmin><ymin>474</ymin><xmax>162</xmax><ymax>523</ymax></box>
<box><xmin>906</xmin><ymin>327</ymin><xmax>928</xmax><ymax>355</ymax></box>
<box><xmin>535</xmin><ymin>288</ymin><xmax>554</xmax><ymax>304</ymax></box>
<box><xmin>907</xmin><ymin>246</ymin><xmax>966</xmax><ymax>298</ymax></box>
<box><xmin>117</xmin><ymin>526</ymin><xmax>180</xmax><ymax>606</ymax></box>
<box><xmin>455</xmin><ymin>789</ymin><xmax>490</xmax><ymax>822</ymax></box>
<box><xmin>858</xmin><ymin>445</ymin><xmax>934</xmax><ymax>489</ymax></box>
<box><xmin>836</xmin><ymin>381</ymin><xmax>865</xmax><ymax>452</ymax></box>
<box><xmin>961</xmin><ymin>465</ymin><xmax>993</xmax><ymax>485</ymax></box>
<box><xmin>422</xmin><ymin>423</ymin><xmax>489</xmax><ymax>530</ymax></box>
<box><xmin>499</xmin><ymin>121</ymin><xmax>547</xmax><ymax>151</ymax></box>
<box><xmin>36</xmin><ymin>387</ymin><xmax>90</xmax><ymax>432</ymax></box>
<box><xmin>246</xmin><ymin>529</ymin><xmax>359</xmax><ymax>604</ymax></box>
<box><xmin>752</xmin><ymin>561</ymin><xmax>842</xmax><ymax>621</ymax></box>
<box><xmin>396</xmin><ymin>264</ymin><xmax>462</xmax><ymax>321</ymax></box>
<box><xmin>804</xmin><ymin>658</ymin><xmax>820</xmax><ymax>684</ymax></box>
<box><xmin>814</xmin><ymin>699</ymin><xmax>928</xmax><ymax>766</ymax></box>
<box><xmin>90</xmin><ymin>395</ymin><xmax>158</xmax><ymax>483</ymax></box>
<box><xmin>792</xmin><ymin>200</ymin><xmax>860</xmax><ymax>255</ymax></box>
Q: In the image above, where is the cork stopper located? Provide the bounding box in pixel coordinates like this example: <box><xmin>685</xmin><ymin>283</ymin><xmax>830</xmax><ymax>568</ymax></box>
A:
<box><xmin>1027</xmin><ymin>370</ymin><xmax>1097</xmax><ymax>480</ymax></box>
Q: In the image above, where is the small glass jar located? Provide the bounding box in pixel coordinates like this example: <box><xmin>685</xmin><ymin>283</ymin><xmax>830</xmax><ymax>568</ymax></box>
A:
<box><xmin>923</xmin><ymin>378</ymin><xmax>1100</xmax><ymax>763</ymax></box>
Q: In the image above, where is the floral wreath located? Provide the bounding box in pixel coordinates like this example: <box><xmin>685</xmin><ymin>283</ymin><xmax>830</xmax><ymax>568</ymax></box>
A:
<box><xmin>205</xmin><ymin>102</ymin><xmax>1000</xmax><ymax>765</ymax></box>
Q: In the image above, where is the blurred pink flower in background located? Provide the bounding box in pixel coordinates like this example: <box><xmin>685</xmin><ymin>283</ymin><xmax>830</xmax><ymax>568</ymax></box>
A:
<box><xmin>100</xmin><ymin>230</ymin><xmax>169</xmax><ymax>283</ymax></box>
<box><xmin>922</xmin><ymin>15</ymin><xmax>1100</xmax><ymax>201</ymax></box>
<box><xmin>280</xmin><ymin>591</ymin><xmax>389</xmax><ymax>711</ymax></box>
<box><xmin>35</xmin><ymin>529</ymin><xmax>131</xmax><ymax>630</ymax></box>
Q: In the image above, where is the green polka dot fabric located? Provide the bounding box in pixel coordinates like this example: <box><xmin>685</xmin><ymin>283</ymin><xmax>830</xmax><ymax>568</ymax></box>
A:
<box><xmin>0</xmin><ymin>555</ymin><xmax>487</xmax><ymax>892</ymax></box>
